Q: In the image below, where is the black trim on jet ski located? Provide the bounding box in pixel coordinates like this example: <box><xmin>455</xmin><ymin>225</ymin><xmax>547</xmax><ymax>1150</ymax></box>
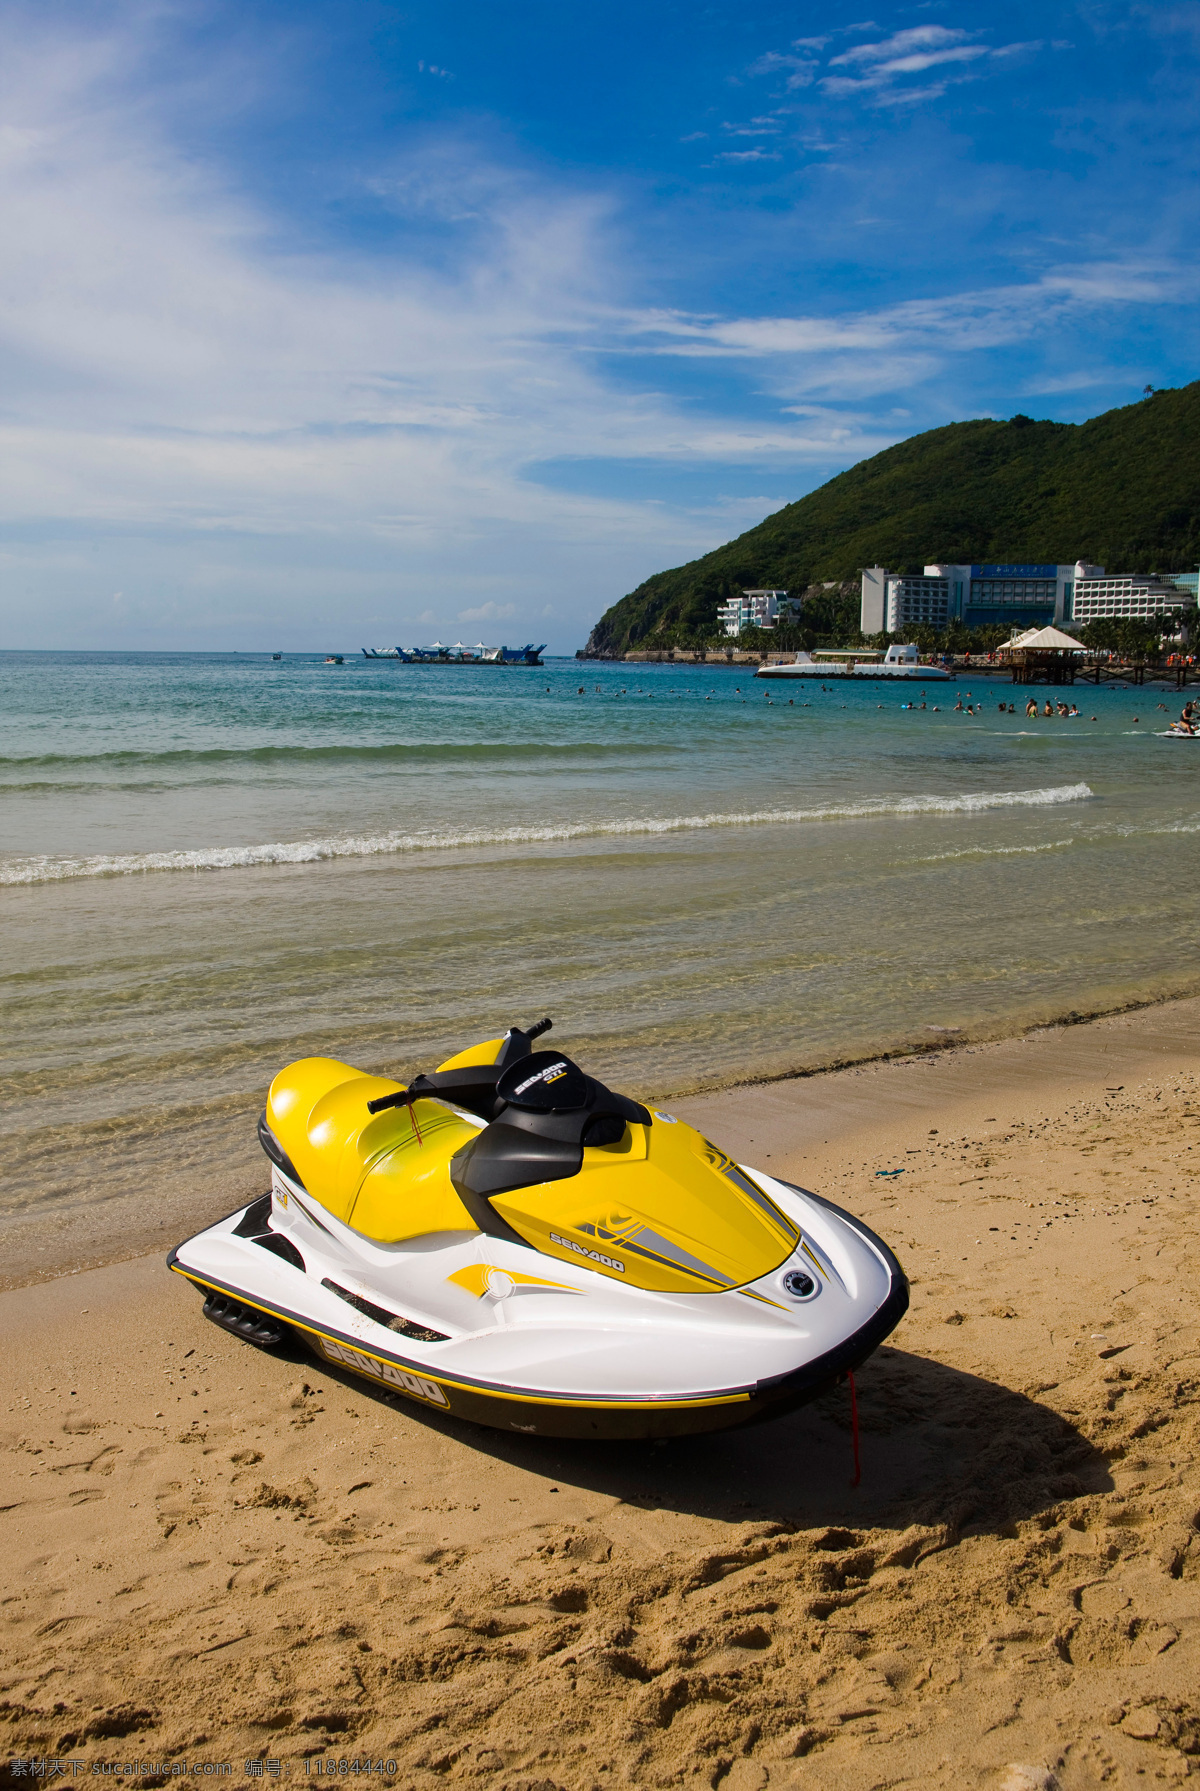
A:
<box><xmin>229</xmin><ymin>1187</ymin><xmax>306</xmax><ymax>1270</ymax></box>
<box><xmin>257</xmin><ymin>1112</ymin><xmax>305</xmax><ymax>1188</ymax></box>
<box><xmin>447</xmin><ymin>1151</ymin><xmax>537</xmax><ymax>1247</ymax></box>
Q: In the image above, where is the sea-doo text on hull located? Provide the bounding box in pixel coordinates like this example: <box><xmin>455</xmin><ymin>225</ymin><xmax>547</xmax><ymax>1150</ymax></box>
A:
<box><xmin>170</xmin><ymin>1020</ymin><xmax>908</xmax><ymax>1439</ymax></box>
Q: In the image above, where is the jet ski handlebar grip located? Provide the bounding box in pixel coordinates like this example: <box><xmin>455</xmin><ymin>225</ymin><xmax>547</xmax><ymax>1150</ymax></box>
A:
<box><xmin>527</xmin><ymin>1017</ymin><xmax>554</xmax><ymax>1042</ymax></box>
<box><xmin>366</xmin><ymin>1090</ymin><xmax>411</xmax><ymax>1115</ymax></box>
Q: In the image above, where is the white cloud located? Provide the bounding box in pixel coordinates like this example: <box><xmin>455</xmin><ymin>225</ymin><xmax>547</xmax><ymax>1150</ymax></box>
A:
<box><xmin>620</xmin><ymin>265</ymin><xmax>1188</xmax><ymax>397</ymax></box>
<box><xmin>711</xmin><ymin>149</ymin><xmax>782</xmax><ymax>163</ymax></box>
<box><xmin>458</xmin><ymin>601</ymin><xmax>516</xmax><ymax>622</ymax></box>
<box><xmin>722</xmin><ymin>116</ymin><xmax>784</xmax><ymax>135</ymax></box>
<box><xmin>748</xmin><ymin>50</ymin><xmax>818</xmax><ymax>90</ymax></box>
<box><xmin>749</xmin><ymin>22</ymin><xmax>1040</xmax><ymax>108</ymax></box>
<box><xmin>827</xmin><ymin>25</ymin><xmax>979</xmax><ymax>67</ymax></box>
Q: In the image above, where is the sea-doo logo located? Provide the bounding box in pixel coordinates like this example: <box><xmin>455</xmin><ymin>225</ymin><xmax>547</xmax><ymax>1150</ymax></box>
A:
<box><xmin>319</xmin><ymin>1338</ymin><xmax>449</xmax><ymax>1406</ymax></box>
<box><xmin>576</xmin><ymin>1211</ymin><xmax>637</xmax><ymax>1242</ymax></box>
<box><xmin>550</xmin><ymin>1232</ymin><xmax>625</xmax><ymax>1272</ymax></box>
<box><xmin>513</xmin><ymin>1061</ymin><xmax>569</xmax><ymax>1096</ymax></box>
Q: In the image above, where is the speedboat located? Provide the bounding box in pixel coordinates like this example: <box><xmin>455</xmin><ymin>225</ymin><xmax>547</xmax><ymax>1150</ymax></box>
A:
<box><xmin>170</xmin><ymin>1021</ymin><xmax>907</xmax><ymax>1439</ymax></box>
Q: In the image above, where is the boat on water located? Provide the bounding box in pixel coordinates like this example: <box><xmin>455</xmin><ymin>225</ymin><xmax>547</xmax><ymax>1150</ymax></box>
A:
<box><xmin>272</xmin><ymin>653</ymin><xmax>282</xmax><ymax>660</ymax></box>
<box><xmin>324</xmin><ymin>654</ymin><xmax>344</xmax><ymax>665</ymax></box>
<box><xmin>361</xmin><ymin>642</ymin><xmax>546</xmax><ymax>666</ymax></box>
<box><xmin>755</xmin><ymin>644</ymin><xmax>951</xmax><ymax>682</ymax></box>
<box><xmin>498</xmin><ymin>643</ymin><xmax>546</xmax><ymax>665</ymax></box>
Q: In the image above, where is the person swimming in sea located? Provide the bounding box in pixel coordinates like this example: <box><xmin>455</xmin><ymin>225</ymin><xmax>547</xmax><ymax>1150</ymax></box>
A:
<box><xmin>1026</xmin><ymin>698</ymin><xmax>1038</xmax><ymax>717</ymax></box>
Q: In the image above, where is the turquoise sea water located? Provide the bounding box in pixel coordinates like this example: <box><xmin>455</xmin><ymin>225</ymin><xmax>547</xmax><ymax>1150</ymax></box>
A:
<box><xmin>3</xmin><ymin>649</ymin><xmax>1198</xmax><ymax>1224</ymax></box>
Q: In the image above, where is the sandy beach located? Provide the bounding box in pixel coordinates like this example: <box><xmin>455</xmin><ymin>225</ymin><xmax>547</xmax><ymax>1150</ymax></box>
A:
<box><xmin>3</xmin><ymin>999</ymin><xmax>1199</xmax><ymax>1789</ymax></box>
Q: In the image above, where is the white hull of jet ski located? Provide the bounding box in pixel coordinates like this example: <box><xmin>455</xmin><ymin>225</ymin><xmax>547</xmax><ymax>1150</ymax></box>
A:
<box><xmin>171</xmin><ymin>1154</ymin><xmax>906</xmax><ymax>1440</ymax></box>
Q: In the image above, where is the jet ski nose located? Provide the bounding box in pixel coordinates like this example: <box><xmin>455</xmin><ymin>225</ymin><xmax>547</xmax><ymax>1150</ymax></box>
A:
<box><xmin>495</xmin><ymin>1052</ymin><xmax>589</xmax><ymax>1113</ymax></box>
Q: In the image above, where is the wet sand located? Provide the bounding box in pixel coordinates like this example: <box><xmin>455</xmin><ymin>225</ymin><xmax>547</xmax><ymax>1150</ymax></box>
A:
<box><xmin>3</xmin><ymin>1003</ymin><xmax>1199</xmax><ymax>1788</ymax></box>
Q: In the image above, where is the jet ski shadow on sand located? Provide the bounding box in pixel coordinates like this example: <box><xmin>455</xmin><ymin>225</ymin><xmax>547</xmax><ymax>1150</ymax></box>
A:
<box><xmin>171</xmin><ymin>1015</ymin><xmax>1098</xmax><ymax>1510</ymax></box>
<box><xmin>291</xmin><ymin>1327</ymin><xmax>1113</xmax><ymax>1538</ymax></box>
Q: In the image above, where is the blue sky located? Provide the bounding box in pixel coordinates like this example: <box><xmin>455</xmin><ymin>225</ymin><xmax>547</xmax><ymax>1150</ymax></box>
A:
<box><xmin>1</xmin><ymin>0</ymin><xmax>1197</xmax><ymax>652</ymax></box>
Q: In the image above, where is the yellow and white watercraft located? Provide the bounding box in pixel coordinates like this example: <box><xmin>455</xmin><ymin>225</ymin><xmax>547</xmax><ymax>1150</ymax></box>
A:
<box><xmin>170</xmin><ymin>1020</ymin><xmax>907</xmax><ymax>1439</ymax></box>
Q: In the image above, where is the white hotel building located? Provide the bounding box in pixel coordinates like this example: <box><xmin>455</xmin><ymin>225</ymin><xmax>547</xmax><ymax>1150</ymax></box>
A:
<box><xmin>1071</xmin><ymin>571</ymin><xmax>1198</xmax><ymax>623</ymax></box>
<box><xmin>861</xmin><ymin>562</ymin><xmax>1198</xmax><ymax>634</ymax></box>
<box><xmin>716</xmin><ymin>589</ymin><xmax>799</xmax><ymax>635</ymax></box>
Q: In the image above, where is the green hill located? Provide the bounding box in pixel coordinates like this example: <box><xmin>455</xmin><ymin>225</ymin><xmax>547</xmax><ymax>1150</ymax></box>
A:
<box><xmin>584</xmin><ymin>382</ymin><xmax>1200</xmax><ymax>654</ymax></box>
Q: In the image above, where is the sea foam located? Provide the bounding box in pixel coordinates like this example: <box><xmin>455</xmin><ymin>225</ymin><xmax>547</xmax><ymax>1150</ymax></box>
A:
<box><xmin>0</xmin><ymin>782</ymin><xmax>1094</xmax><ymax>885</ymax></box>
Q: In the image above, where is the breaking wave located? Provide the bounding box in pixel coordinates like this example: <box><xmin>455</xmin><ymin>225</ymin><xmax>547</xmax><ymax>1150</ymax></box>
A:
<box><xmin>0</xmin><ymin>781</ymin><xmax>1094</xmax><ymax>886</ymax></box>
<box><xmin>917</xmin><ymin>838</ymin><xmax>1077</xmax><ymax>863</ymax></box>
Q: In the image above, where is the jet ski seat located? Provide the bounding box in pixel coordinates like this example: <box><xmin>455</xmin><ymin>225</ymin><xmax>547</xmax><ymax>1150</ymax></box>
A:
<box><xmin>262</xmin><ymin>1056</ymin><xmax>481</xmax><ymax>1243</ymax></box>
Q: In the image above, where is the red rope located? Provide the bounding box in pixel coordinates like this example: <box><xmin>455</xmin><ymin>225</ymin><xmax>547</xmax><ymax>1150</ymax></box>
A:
<box><xmin>848</xmin><ymin>1371</ymin><xmax>861</xmax><ymax>1487</ymax></box>
<box><xmin>406</xmin><ymin>1092</ymin><xmax>422</xmax><ymax>1146</ymax></box>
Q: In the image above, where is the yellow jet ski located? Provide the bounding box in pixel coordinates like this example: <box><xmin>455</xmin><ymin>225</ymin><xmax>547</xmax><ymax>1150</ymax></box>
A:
<box><xmin>169</xmin><ymin>1019</ymin><xmax>907</xmax><ymax>1439</ymax></box>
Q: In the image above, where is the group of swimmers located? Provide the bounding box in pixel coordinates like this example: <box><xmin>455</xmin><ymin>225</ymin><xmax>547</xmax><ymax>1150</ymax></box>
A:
<box><xmin>900</xmin><ymin>692</ymin><xmax>1052</xmax><ymax>715</ymax></box>
<box><xmin>898</xmin><ymin>693</ymin><xmax>1104</xmax><ymax>718</ymax></box>
<box><xmin>1023</xmin><ymin>698</ymin><xmax>1083</xmax><ymax>718</ymax></box>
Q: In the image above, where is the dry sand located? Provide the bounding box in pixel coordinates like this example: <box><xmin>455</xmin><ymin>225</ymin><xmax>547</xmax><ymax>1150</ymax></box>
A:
<box><xmin>3</xmin><ymin>1002</ymin><xmax>1200</xmax><ymax>1789</ymax></box>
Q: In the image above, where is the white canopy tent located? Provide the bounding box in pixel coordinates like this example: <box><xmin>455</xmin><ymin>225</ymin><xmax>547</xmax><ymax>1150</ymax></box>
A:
<box><xmin>998</xmin><ymin>626</ymin><xmax>1087</xmax><ymax>652</ymax></box>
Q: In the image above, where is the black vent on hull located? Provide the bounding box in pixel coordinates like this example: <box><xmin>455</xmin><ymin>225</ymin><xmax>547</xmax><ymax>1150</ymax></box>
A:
<box><xmin>233</xmin><ymin>1193</ymin><xmax>273</xmax><ymax>1237</ymax></box>
<box><xmin>254</xmin><ymin>1231</ymin><xmax>306</xmax><ymax>1271</ymax></box>
<box><xmin>231</xmin><ymin>1190</ymin><xmax>306</xmax><ymax>1271</ymax></box>
<box><xmin>320</xmin><ymin>1278</ymin><xmax>449</xmax><ymax>1342</ymax></box>
<box><xmin>202</xmin><ymin>1293</ymin><xmax>289</xmax><ymax>1349</ymax></box>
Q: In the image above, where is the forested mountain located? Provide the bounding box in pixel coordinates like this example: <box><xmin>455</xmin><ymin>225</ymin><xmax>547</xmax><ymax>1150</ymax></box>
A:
<box><xmin>584</xmin><ymin>382</ymin><xmax>1200</xmax><ymax>655</ymax></box>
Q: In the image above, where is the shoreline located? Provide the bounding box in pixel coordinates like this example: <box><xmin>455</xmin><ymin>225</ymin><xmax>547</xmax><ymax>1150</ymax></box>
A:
<box><xmin>6</xmin><ymin>981</ymin><xmax>1200</xmax><ymax>1296</ymax></box>
<box><xmin>653</xmin><ymin>974</ymin><xmax>1200</xmax><ymax>1103</ymax></box>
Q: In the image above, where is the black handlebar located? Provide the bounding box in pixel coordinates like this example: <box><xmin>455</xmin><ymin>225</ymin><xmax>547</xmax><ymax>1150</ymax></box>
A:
<box><xmin>366</xmin><ymin>1089</ymin><xmax>412</xmax><ymax>1115</ymax></box>
<box><xmin>366</xmin><ymin>1019</ymin><xmax>554</xmax><ymax>1118</ymax></box>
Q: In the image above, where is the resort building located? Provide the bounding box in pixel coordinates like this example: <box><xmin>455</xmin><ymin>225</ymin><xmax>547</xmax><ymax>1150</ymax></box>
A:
<box><xmin>717</xmin><ymin>589</ymin><xmax>798</xmax><ymax>636</ymax></box>
<box><xmin>1070</xmin><ymin>571</ymin><xmax>1196</xmax><ymax>624</ymax></box>
<box><xmin>862</xmin><ymin>561</ymin><xmax>1090</xmax><ymax>633</ymax></box>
